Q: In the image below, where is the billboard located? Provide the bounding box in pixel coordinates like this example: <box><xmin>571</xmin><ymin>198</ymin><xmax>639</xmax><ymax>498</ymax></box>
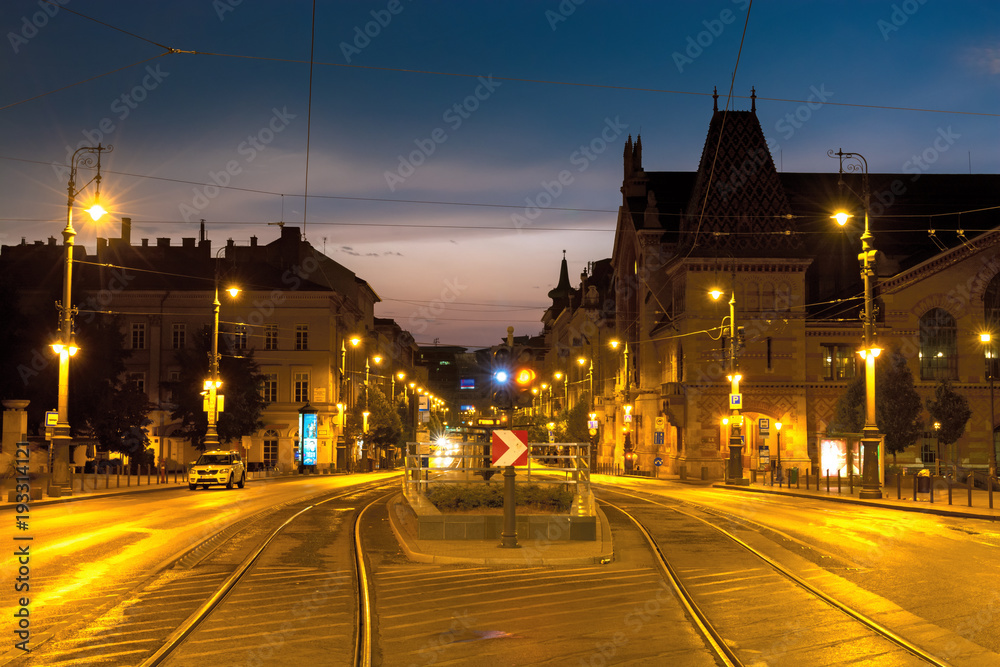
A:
<box><xmin>299</xmin><ymin>411</ymin><xmax>318</xmax><ymax>466</ymax></box>
<box><xmin>820</xmin><ymin>438</ymin><xmax>859</xmax><ymax>476</ymax></box>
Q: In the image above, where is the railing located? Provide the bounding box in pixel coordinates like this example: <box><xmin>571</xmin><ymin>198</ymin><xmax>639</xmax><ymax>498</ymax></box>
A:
<box><xmin>403</xmin><ymin>441</ymin><xmax>591</xmax><ymax>495</ymax></box>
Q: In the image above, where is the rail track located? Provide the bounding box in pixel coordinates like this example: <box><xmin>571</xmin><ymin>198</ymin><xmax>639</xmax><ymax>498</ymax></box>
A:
<box><xmin>596</xmin><ymin>485</ymin><xmax>950</xmax><ymax>666</ymax></box>
<box><xmin>12</xmin><ymin>479</ymin><xmax>396</xmax><ymax>667</ymax></box>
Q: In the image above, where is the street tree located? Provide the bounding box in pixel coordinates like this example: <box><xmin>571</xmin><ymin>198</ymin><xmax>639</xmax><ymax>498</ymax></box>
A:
<box><xmin>365</xmin><ymin>387</ymin><xmax>403</xmax><ymax>465</ymax></box>
<box><xmin>162</xmin><ymin>325</ymin><xmax>266</xmax><ymax>450</ymax></box>
<box><xmin>830</xmin><ymin>347</ymin><xmax>923</xmax><ymax>462</ymax></box>
<box><xmin>925</xmin><ymin>380</ymin><xmax>972</xmax><ymax>466</ymax></box>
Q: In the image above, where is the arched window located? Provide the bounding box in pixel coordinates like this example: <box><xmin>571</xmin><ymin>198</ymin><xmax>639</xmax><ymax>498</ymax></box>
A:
<box><xmin>984</xmin><ymin>273</ymin><xmax>1000</xmax><ymax>332</ymax></box>
<box><xmin>775</xmin><ymin>281</ymin><xmax>792</xmax><ymax>312</ymax></box>
<box><xmin>920</xmin><ymin>308</ymin><xmax>957</xmax><ymax>381</ymax></box>
<box><xmin>263</xmin><ymin>429</ymin><xmax>279</xmax><ymax>467</ymax></box>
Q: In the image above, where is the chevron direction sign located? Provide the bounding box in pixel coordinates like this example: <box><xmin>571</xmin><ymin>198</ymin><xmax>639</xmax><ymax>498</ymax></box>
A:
<box><xmin>491</xmin><ymin>429</ymin><xmax>529</xmax><ymax>467</ymax></box>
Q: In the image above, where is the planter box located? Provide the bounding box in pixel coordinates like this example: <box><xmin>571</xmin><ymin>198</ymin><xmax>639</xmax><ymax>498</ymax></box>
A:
<box><xmin>403</xmin><ymin>494</ymin><xmax>597</xmax><ymax>541</ymax></box>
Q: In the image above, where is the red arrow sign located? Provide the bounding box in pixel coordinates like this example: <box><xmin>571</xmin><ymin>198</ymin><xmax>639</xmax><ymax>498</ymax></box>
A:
<box><xmin>491</xmin><ymin>429</ymin><xmax>528</xmax><ymax>467</ymax></box>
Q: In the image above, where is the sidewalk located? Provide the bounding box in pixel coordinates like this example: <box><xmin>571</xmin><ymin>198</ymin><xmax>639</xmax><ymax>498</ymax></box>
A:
<box><xmin>713</xmin><ymin>474</ymin><xmax>1000</xmax><ymax>521</ymax></box>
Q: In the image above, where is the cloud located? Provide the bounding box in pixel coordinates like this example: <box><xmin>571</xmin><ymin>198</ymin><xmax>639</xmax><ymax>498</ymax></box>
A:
<box><xmin>966</xmin><ymin>47</ymin><xmax>1000</xmax><ymax>74</ymax></box>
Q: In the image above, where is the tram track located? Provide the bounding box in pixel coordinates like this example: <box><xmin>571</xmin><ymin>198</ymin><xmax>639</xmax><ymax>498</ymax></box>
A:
<box><xmin>10</xmin><ymin>478</ymin><xmax>396</xmax><ymax>667</ymax></box>
<box><xmin>596</xmin><ymin>485</ymin><xmax>950</xmax><ymax>666</ymax></box>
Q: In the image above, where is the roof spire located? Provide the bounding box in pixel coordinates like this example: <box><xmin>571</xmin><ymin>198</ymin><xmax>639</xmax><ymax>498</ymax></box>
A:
<box><xmin>713</xmin><ymin>86</ymin><xmax>718</xmax><ymax>112</ymax></box>
<box><xmin>751</xmin><ymin>86</ymin><xmax>756</xmax><ymax>113</ymax></box>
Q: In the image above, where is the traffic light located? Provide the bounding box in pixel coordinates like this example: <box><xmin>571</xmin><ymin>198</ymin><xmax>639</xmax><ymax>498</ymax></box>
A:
<box><xmin>491</xmin><ymin>346</ymin><xmax>513</xmax><ymax>409</ymax></box>
<box><xmin>511</xmin><ymin>346</ymin><xmax>537</xmax><ymax>408</ymax></box>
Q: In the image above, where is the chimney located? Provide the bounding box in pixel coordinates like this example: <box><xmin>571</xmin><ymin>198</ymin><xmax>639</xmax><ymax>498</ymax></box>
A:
<box><xmin>156</xmin><ymin>238</ymin><xmax>169</xmax><ymax>247</ymax></box>
<box><xmin>48</xmin><ymin>237</ymin><xmax>56</xmax><ymax>246</ymax></box>
<box><xmin>182</xmin><ymin>238</ymin><xmax>195</xmax><ymax>248</ymax></box>
<box><xmin>141</xmin><ymin>239</ymin><xmax>149</xmax><ymax>247</ymax></box>
<box><xmin>250</xmin><ymin>236</ymin><xmax>257</xmax><ymax>247</ymax></box>
<box><xmin>121</xmin><ymin>217</ymin><xmax>131</xmax><ymax>244</ymax></box>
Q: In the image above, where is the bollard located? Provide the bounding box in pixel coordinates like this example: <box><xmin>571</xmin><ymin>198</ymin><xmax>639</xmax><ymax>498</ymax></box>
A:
<box><xmin>929</xmin><ymin>476</ymin><xmax>934</xmax><ymax>503</ymax></box>
<box><xmin>912</xmin><ymin>474</ymin><xmax>917</xmax><ymax>501</ymax></box>
<box><xmin>968</xmin><ymin>473</ymin><xmax>973</xmax><ymax>507</ymax></box>
<box><xmin>837</xmin><ymin>470</ymin><xmax>841</xmax><ymax>494</ymax></box>
<box><xmin>849</xmin><ymin>471</ymin><xmax>854</xmax><ymax>494</ymax></box>
<box><xmin>127</xmin><ymin>468</ymin><xmax>131</xmax><ymax>487</ymax></box>
<box><xmin>105</xmin><ymin>469</ymin><xmax>110</xmax><ymax>490</ymax></box>
<box><xmin>826</xmin><ymin>470</ymin><xmax>830</xmax><ymax>493</ymax></box>
<box><xmin>117</xmin><ymin>470</ymin><xmax>120</xmax><ymax>488</ymax></box>
<box><xmin>896</xmin><ymin>472</ymin><xmax>901</xmax><ymax>500</ymax></box>
<box><xmin>806</xmin><ymin>471</ymin><xmax>810</xmax><ymax>490</ymax></box>
<box><xmin>147</xmin><ymin>464</ymin><xmax>151</xmax><ymax>486</ymax></box>
<box><xmin>990</xmin><ymin>476</ymin><xmax>994</xmax><ymax>510</ymax></box>
<box><xmin>948</xmin><ymin>478</ymin><xmax>952</xmax><ymax>505</ymax></box>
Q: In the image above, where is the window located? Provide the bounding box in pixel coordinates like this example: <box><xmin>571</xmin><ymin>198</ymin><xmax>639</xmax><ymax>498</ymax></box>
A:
<box><xmin>126</xmin><ymin>372</ymin><xmax>145</xmax><ymax>394</ymax></box>
<box><xmin>265</xmin><ymin>324</ymin><xmax>278</xmax><ymax>350</ymax></box>
<box><xmin>263</xmin><ymin>430</ymin><xmax>279</xmax><ymax>467</ymax></box>
<box><xmin>233</xmin><ymin>324</ymin><xmax>247</xmax><ymax>351</ymax></box>
<box><xmin>920</xmin><ymin>308</ymin><xmax>957</xmax><ymax>381</ymax></box>
<box><xmin>295</xmin><ymin>325</ymin><xmax>308</xmax><ymax>351</ymax></box>
<box><xmin>822</xmin><ymin>344</ymin><xmax>856</xmax><ymax>380</ymax></box>
<box><xmin>294</xmin><ymin>371</ymin><xmax>310</xmax><ymax>402</ymax></box>
<box><xmin>172</xmin><ymin>323</ymin><xmax>185</xmax><ymax>349</ymax></box>
<box><xmin>766</xmin><ymin>337</ymin><xmax>772</xmax><ymax>371</ymax></box>
<box><xmin>921</xmin><ymin>439</ymin><xmax>937</xmax><ymax>464</ymax></box>
<box><xmin>262</xmin><ymin>373</ymin><xmax>278</xmax><ymax>403</ymax></box>
<box><xmin>131</xmin><ymin>322</ymin><xmax>146</xmax><ymax>349</ymax></box>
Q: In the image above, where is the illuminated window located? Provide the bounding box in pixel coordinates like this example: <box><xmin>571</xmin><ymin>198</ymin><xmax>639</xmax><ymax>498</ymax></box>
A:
<box><xmin>263</xmin><ymin>429</ymin><xmax>279</xmax><ymax>467</ymax></box>
<box><xmin>262</xmin><ymin>373</ymin><xmax>278</xmax><ymax>403</ymax></box>
<box><xmin>919</xmin><ymin>308</ymin><xmax>957</xmax><ymax>381</ymax></box>
<box><xmin>821</xmin><ymin>344</ymin><xmax>856</xmax><ymax>380</ymax></box>
<box><xmin>233</xmin><ymin>324</ymin><xmax>247</xmax><ymax>351</ymax></box>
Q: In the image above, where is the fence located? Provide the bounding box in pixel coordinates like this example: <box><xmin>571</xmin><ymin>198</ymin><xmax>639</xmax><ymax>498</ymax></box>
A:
<box><xmin>403</xmin><ymin>441</ymin><xmax>590</xmax><ymax>495</ymax></box>
<box><xmin>750</xmin><ymin>465</ymin><xmax>999</xmax><ymax>510</ymax></box>
<box><xmin>62</xmin><ymin>464</ymin><xmax>287</xmax><ymax>495</ymax></box>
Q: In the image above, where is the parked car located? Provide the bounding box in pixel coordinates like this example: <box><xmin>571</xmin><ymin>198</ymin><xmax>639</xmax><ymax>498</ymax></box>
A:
<box><xmin>84</xmin><ymin>458</ymin><xmax>124</xmax><ymax>474</ymax></box>
<box><xmin>188</xmin><ymin>450</ymin><xmax>246</xmax><ymax>490</ymax></box>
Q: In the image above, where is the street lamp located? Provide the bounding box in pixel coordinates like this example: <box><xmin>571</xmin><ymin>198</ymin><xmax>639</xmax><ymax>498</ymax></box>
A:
<box><xmin>775</xmin><ymin>421</ymin><xmax>783</xmax><ymax>482</ymax></box>
<box><xmin>981</xmin><ymin>333</ymin><xmax>998</xmax><ymax>478</ymax></box>
<box><xmin>933</xmin><ymin>421</ymin><xmax>942</xmax><ymax>476</ymax></box>
<box><xmin>711</xmin><ymin>286</ymin><xmax>747</xmax><ymax>485</ymax></box>
<box><xmin>50</xmin><ymin>144</ymin><xmax>112</xmax><ymax>493</ymax></box>
<box><xmin>204</xmin><ymin>248</ymin><xmax>240</xmax><ymax>448</ymax></box>
<box><xmin>829</xmin><ymin>148</ymin><xmax>883</xmax><ymax>499</ymax></box>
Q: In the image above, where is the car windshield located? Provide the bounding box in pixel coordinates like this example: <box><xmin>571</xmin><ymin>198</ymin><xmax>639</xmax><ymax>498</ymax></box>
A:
<box><xmin>195</xmin><ymin>454</ymin><xmax>231</xmax><ymax>465</ymax></box>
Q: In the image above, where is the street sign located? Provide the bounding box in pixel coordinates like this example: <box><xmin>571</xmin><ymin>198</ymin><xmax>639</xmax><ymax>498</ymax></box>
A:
<box><xmin>624</xmin><ymin>413</ymin><xmax>632</xmax><ymax>423</ymax></box>
<box><xmin>418</xmin><ymin>395</ymin><xmax>429</xmax><ymax>411</ymax></box>
<box><xmin>654</xmin><ymin>456</ymin><xmax>663</xmax><ymax>467</ymax></box>
<box><xmin>654</xmin><ymin>416</ymin><xmax>665</xmax><ymax>429</ymax></box>
<box><xmin>491</xmin><ymin>429</ymin><xmax>528</xmax><ymax>467</ymax></box>
<box><xmin>729</xmin><ymin>393</ymin><xmax>742</xmax><ymax>409</ymax></box>
<box><xmin>759</xmin><ymin>417</ymin><xmax>770</xmax><ymax>436</ymax></box>
<box><xmin>45</xmin><ymin>411</ymin><xmax>58</xmax><ymax>427</ymax></box>
<box><xmin>758</xmin><ymin>445</ymin><xmax>770</xmax><ymax>470</ymax></box>
<box><xmin>653</xmin><ymin>431</ymin><xmax>664</xmax><ymax>445</ymax></box>
<box><xmin>587</xmin><ymin>420</ymin><xmax>598</xmax><ymax>430</ymax></box>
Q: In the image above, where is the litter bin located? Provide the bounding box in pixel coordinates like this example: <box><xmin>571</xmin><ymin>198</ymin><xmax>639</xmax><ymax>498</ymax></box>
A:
<box><xmin>701</xmin><ymin>466</ymin><xmax>709</xmax><ymax>481</ymax></box>
<box><xmin>788</xmin><ymin>467</ymin><xmax>799</xmax><ymax>484</ymax></box>
<box><xmin>916</xmin><ymin>475</ymin><xmax>931</xmax><ymax>493</ymax></box>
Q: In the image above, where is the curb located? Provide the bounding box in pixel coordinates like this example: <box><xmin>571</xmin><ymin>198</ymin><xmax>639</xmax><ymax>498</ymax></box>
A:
<box><xmin>713</xmin><ymin>483</ymin><xmax>1000</xmax><ymax>522</ymax></box>
<box><xmin>386</xmin><ymin>493</ymin><xmax>615</xmax><ymax>566</ymax></box>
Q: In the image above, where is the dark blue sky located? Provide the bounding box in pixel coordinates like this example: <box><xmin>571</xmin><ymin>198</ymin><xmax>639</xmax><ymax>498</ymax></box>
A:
<box><xmin>2</xmin><ymin>0</ymin><xmax>998</xmax><ymax>346</ymax></box>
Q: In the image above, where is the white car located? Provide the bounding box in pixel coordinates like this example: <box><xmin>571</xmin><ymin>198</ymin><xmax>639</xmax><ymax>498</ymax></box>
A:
<box><xmin>188</xmin><ymin>450</ymin><xmax>246</xmax><ymax>490</ymax></box>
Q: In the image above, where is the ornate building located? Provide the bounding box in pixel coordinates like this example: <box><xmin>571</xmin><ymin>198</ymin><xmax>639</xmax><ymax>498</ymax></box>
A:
<box><xmin>548</xmin><ymin>90</ymin><xmax>1000</xmax><ymax>479</ymax></box>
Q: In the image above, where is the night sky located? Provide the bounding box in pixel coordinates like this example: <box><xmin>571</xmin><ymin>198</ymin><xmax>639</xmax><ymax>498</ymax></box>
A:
<box><xmin>2</xmin><ymin>0</ymin><xmax>998</xmax><ymax>347</ymax></box>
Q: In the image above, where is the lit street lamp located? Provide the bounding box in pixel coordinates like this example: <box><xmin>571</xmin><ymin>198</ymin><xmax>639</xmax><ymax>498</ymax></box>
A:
<box><xmin>775</xmin><ymin>421</ymin><xmax>783</xmax><ymax>482</ymax></box>
<box><xmin>204</xmin><ymin>248</ymin><xmax>240</xmax><ymax>448</ymax></box>
<box><xmin>50</xmin><ymin>144</ymin><xmax>112</xmax><ymax>493</ymax></box>
<box><xmin>711</xmin><ymin>286</ymin><xmax>747</xmax><ymax>485</ymax></box>
<box><xmin>829</xmin><ymin>148</ymin><xmax>883</xmax><ymax>499</ymax></box>
<box><xmin>981</xmin><ymin>333</ymin><xmax>998</xmax><ymax>478</ymax></box>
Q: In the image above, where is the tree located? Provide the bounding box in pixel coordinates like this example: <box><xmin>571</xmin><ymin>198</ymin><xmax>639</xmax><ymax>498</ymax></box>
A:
<box><xmin>829</xmin><ymin>347</ymin><xmax>923</xmax><ymax>462</ymax></box>
<box><xmin>926</xmin><ymin>380</ymin><xmax>972</xmax><ymax>466</ymax></box>
<box><xmin>162</xmin><ymin>326</ymin><xmax>266</xmax><ymax>450</ymax></box>
<box><xmin>365</xmin><ymin>387</ymin><xmax>402</xmax><ymax>465</ymax></box>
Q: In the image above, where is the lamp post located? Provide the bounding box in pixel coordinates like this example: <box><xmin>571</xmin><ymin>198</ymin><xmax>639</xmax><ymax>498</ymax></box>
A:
<box><xmin>981</xmin><ymin>333</ymin><xmax>998</xmax><ymax>478</ymax></box>
<box><xmin>50</xmin><ymin>144</ymin><xmax>112</xmax><ymax>493</ymax></box>
<box><xmin>711</xmin><ymin>286</ymin><xmax>746</xmax><ymax>485</ymax></box>
<box><xmin>204</xmin><ymin>248</ymin><xmax>240</xmax><ymax>448</ymax></box>
<box><xmin>829</xmin><ymin>148</ymin><xmax>883</xmax><ymax>499</ymax></box>
<box><xmin>933</xmin><ymin>421</ymin><xmax>942</xmax><ymax>476</ymax></box>
<box><xmin>775</xmin><ymin>421</ymin><xmax>783</xmax><ymax>482</ymax></box>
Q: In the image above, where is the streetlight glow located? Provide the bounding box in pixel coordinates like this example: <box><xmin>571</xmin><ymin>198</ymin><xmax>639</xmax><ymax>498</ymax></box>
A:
<box><xmin>831</xmin><ymin>211</ymin><xmax>852</xmax><ymax>226</ymax></box>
